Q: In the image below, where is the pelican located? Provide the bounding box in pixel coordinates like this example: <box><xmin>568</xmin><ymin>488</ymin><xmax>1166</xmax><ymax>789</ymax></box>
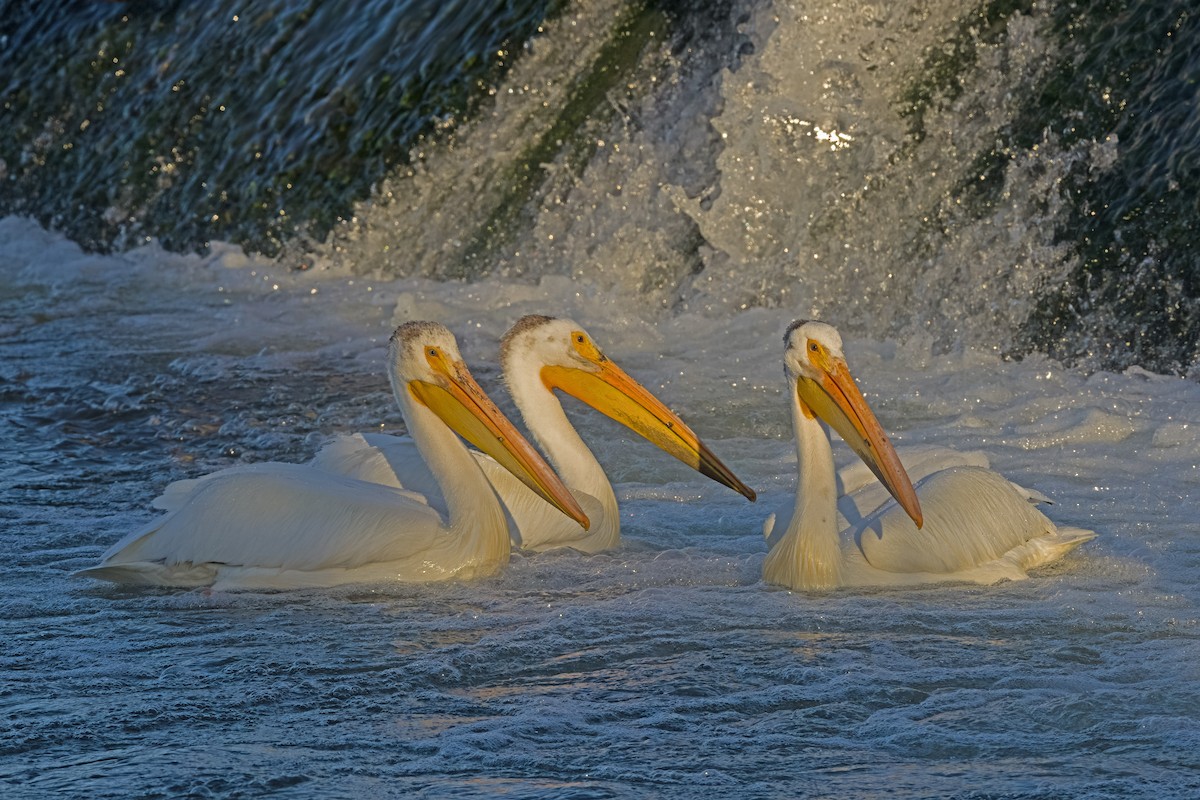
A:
<box><xmin>312</xmin><ymin>315</ymin><xmax>756</xmax><ymax>553</ymax></box>
<box><xmin>76</xmin><ymin>322</ymin><xmax>588</xmax><ymax>589</ymax></box>
<box><xmin>762</xmin><ymin>320</ymin><xmax>1096</xmax><ymax>591</ymax></box>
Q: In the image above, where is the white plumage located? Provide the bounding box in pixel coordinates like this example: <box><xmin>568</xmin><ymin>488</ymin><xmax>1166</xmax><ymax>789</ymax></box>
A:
<box><xmin>763</xmin><ymin>320</ymin><xmax>1096</xmax><ymax>591</ymax></box>
<box><xmin>312</xmin><ymin>315</ymin><xmax>755</xmax><ymax>553</ymax></box>
<box><xmin>77</xmin><ymin>322</ymin><xmax>587</xmax><ymax>589</ymax></box>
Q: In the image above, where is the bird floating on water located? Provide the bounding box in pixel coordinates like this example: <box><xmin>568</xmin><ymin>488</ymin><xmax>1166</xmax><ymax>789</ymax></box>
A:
<box><xmin>313</xmin><ymin>315</ymin><xmax>756</xmax><ymax>553</ymax></box>
<box><xmin>77</xmin><ymin>321</ymin><xmax>588</xmax><ymax>589</ymax></box>
<box><xmin>762</xmin><ymin>320</ymin><xmax>1095</xmax><ymax>591</ymax></box>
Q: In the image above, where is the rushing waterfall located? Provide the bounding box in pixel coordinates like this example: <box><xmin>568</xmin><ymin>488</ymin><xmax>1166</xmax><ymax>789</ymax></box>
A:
<box><xmin>2</xmin><ymin>0</ymin><xmax>1198</xmax><ymax>374</ymax></box>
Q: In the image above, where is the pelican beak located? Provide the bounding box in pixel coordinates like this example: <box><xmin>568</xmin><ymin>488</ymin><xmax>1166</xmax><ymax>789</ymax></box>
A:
<box><xmin>410</xmin><ymin>356</ymin><xmax>590</xmax><ymax>530</ymax></box>
<box><xmin>796</xmin><ymin>357</ymin><xmax>923</xmax><ymax>527</ymax></box>
<box><xmin>541</xmin><ymin>346</ymin><xmax>756</xmax><ymax>502</ymax></box>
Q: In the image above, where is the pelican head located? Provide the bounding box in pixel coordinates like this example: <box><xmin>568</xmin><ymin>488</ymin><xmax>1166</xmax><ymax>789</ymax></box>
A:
<box><xmin>389</xmin><ymin>321</ymin><xmax>589</xmax><ymax>529</ymax></box>
<box><xmin>783</xmin><ymin>320</ymin><xmax>922</xmax><ymax>527</ymax></box>
<box><xmin>501</xmin><ymin>315</ymin><xmax>756</xmax><ymax>501</ymax></box>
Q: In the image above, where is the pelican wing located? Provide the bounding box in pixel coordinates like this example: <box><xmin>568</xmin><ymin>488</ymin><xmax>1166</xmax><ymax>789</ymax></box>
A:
<box><xmin>854</xmin><ymin>467</ymin><xmax>1063</xmax><ymax>573</ymax></box>
<box><xmin>81</xmin><ymin>464</ymin><xmax>451</xmax><ymax>586</ymax></box>
<box><xmin>308</xmin><ymin>433</ymin><xmax>409</xmax><ymax>489</ymax></box>
<box><xmin>311</xmin><ymin>432</ymin><xmax>443</xmax><ymax>501</ymax></box>
<box><xmin>836</xmin><ymin>445</ymin><xmax>991</xmax><ymax>526</ymax></box>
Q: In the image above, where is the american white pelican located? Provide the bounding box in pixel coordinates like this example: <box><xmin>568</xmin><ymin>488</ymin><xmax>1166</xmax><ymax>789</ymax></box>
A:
<box><xmin>762</xmin><ymin>320</ymin><xmax>1096</xmax><ymax>591</ymax></box>
<box><xmin>311</xmin><ymin>315</ymin><xmax>756</xmax><ymax>553</ymax></box>
<box><xmin>77</xmin><ymin>322</ymin><xmax>588</xmax><ymax>589</ymax></box>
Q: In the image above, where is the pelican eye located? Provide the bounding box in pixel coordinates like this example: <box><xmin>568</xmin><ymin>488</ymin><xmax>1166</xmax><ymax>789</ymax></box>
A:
<box><xmin>809</xmin><ymin>341</ymin><xmax>820</xmax><ymax>353</ymax></box>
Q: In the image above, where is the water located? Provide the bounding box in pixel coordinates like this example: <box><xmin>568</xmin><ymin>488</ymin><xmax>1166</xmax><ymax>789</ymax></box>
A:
<box><xmin>4</xmin><ymin>0</ymin><xmax>1200</xmax><ymax>796</ymax></box>
<box><xmin>5</xmin><ymin>0</ymin><xmax>1200</xmax><ymax>374</ymax></box>
<box><xmin>0</xmin><ymin>0</ymin><xmax>562</xmax><ymax>254</ymax></box>
<box><xmin>4</xmin><ymin>217</ymin><xmax>1200</xmax><ymax>797</ymax></box>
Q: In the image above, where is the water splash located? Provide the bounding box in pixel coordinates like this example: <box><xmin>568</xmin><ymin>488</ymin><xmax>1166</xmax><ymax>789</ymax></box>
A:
<box><xmin>0</xmin><ymin>0</ymin><xmax>559</xmax><ymax>252</ymax></box>
<box><xmin>2</xmin><ymin>0</ymin><xmax>1198</xmax><ymax>373</ymax></box>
